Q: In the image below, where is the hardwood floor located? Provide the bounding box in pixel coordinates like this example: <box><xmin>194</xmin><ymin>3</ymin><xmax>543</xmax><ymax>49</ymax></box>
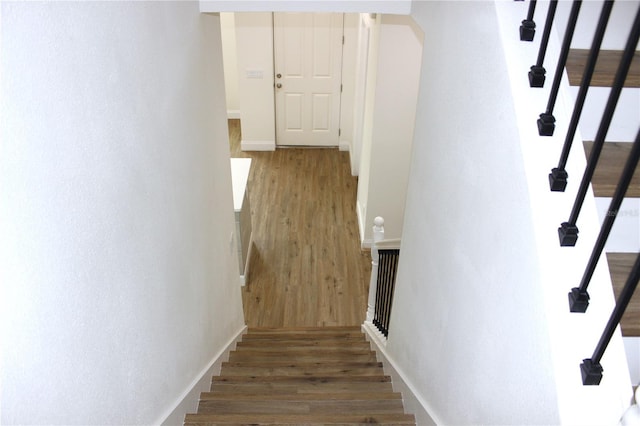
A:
<box><xmin>228</xmin><ymin>120</ymin><xmax>372</xmax><ymax>327</ymax></box>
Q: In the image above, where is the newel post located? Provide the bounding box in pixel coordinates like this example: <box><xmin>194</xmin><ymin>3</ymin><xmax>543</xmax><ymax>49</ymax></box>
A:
<box><xmin>366</xmin><ymin>217</ymin><xmax>385</xmax><ymax>322</ymax></box>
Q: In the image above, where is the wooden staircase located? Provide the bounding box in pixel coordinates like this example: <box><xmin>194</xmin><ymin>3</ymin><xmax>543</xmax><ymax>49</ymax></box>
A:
<box><xmin>566</xmin><ymin>48</ymin><xmax>640</xmax><ymax>337</ymax></box>
<box><xmin>184</xmin><ymin>327</ymin><xmax>415</xmax><ymax>425</ymax></box>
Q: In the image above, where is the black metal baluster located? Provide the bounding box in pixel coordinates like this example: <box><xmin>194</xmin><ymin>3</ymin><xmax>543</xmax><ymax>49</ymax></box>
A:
<box><xmin>377</xmin><ymin>252</ymin><xmax>388</xmax><ymax>335</ymax></box>
<box><xmin>521</xmin><ymin>0</ymin><xmax>538</xmax><ymax>41</ymax></box>
<box><xmin>373</xmin><ymin>251</ymin><xmax>384</xmax><ymax>332</ymax></box>
<box><xmin>538</xmin><ymin>1</ymin><xmax>582</xmax><ymax>136</ymax></box>
<box><xmin>385</xmin><ymin>252</ymin><xmax>399</xmax><ymax>333</ymax></box>
<box><xmin>569</xmin><ymin>128</ymin><xmax>640</xmax><ymax>312</ymax></box>
<box><xmin>580</xmin><ymin>251</ymin><xmax>640</xmax><ymax>385</ymax></box>
<box><xmin>383</xmin><ymin>250</ymin><xmax>398</xmax><ymax>336</ymax></box>
<box><xmin>559</xmin><ymin>5</ymin><xmax>640</xmax><ymax>247</ymax></box>
<box><xmin>549</xmin><ymin>0</ymin><xmax>614</xmax><ymax>191</ymax></box>
<box><xmin>382</xmin><ymin>251</ymin><xmax>393</xmax><ymax>336</ymax></box>
<box><xmin>376</xmin><ymin>251</ymin><xmax>390</xmax><ymax>336</ymax></box>
<box><xmin>529</xmin><ymin>0</ymin><xmax>558</xmax><ymax>87</ymax></box>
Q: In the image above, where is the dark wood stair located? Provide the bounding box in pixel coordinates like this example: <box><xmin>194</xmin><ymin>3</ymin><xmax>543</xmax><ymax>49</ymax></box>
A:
<box><xmin>184</xmin><ymin>326</ymin><xmax>415</xmax><ymax>425</ymax></box>
<box><xmin>570</xmin><ymin>48</ymin><xmax>640</xmax><ymax>337</ymax></box>
<box><xmin>566</xmin><ymin>49</ymin><xmax>640</xmax><ymax>87</ymax></box>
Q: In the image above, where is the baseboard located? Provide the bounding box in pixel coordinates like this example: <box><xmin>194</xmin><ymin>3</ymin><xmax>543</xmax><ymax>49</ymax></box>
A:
<box><xmin>158</xmin><ymin>325</ymin><xmax>247</xmax><ymax>425</ymax></box>
<box><xmin>240</xmin><ymin>139</ymin><xmax>275</xmax><ymax>151</ymax></box>
<box><xmin>339</xmin><ymin>140</ymin><xmax>351</xmax><ymax>152</ymax></box>
<box><xmin>227</xmin><ymin>109</ymin><xmax>241</xmax><ymax>119</ymax></box>
<box><xmin>362</xmin><ymin>321</ymin><xmax>439</xmax><ymax>426</ymax></box>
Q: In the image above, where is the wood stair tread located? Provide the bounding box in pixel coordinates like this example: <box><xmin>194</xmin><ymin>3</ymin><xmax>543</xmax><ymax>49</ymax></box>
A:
<box><xmin>247</xmin><ymin>326</ymin><xmax>363</xmax><ymax>333</ymax></box>
<box><xmin>567</xmin><ymin>49</ymin><xmax>640</xmax><ymax>87</ymax></box>
<box><xmin>241</xmin><ymin>332</ymin><xmax>366</xmax><ymax>341</ymax></box>
<box><xmin>212</xmin><ymin>375</ymin><xmax>392</xmax><ymax>384</ymax></box>
<box><xmin>210</xmin><ymin>382</ymin><xmax>394</xmax><ymax>394</ymax></box>
<box><xmin>222</xmin><ymin>361</ymin><xmax>382</xmax><ymax>367</ymax></box>
<box><xmin>236</xmin><ymin>339</ymin><xmax>370</xmax><ymax>348</ymax></box>
<box><xmin>583</xmin><ymin>141</ymin><xmax>640</xmax><ymax>198</ymax></box>
<box><xmin>184</xmin><ymin>413</ymin><xmax>416</xmax><ymax>425</ymax></box>
<box><xmin>606</xmin><ymin>253</ymin><xmax>640</xmax><ymax>336</ymax></box>
<box><xmin>199</xmin><ymin>392</ymin><xmax>402</xmax><ymax>401</ymax></box>
<box><xmin>229</xmin><ymin>353</ymin><xmax>377</xmax><ymax>363</ymax></box>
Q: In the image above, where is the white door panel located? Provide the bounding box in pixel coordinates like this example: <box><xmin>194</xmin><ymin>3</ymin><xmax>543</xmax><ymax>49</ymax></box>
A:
<box><xmin>274</xmin><ymin>13</ymin><xmax>344</xmax><ymax>146</ymax></box>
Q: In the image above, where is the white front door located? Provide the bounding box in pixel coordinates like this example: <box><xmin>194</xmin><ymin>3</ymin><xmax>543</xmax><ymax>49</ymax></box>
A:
<box><xmin>274</xmin><ymin>13</ymin><xmax>344</xmax><ymax>147</ymax></box>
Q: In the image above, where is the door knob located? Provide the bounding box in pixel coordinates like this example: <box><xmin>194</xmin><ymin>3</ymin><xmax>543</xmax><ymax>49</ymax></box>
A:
<box><xmin>276</xmin><ymin>83</ymin><xmax>282</xmax><ymax>88</ymax></box>
<box><xmin>276</xmin><ymin>73</ymin><xmax>282</xmax><ymax>79</ymax></box>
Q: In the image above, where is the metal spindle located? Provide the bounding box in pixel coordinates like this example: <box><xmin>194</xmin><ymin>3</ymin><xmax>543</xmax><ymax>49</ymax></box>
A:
<box><xmin>520</xmin><ymin>0</ymin><xmax>538</xmax><ymax>41</ymax></box>
<box><xmin>538</xmin><ymin>0</ymin><xmax>582</xmax><ymax>136</ymax></box>
<box><xmin>558</xmin><ymin>5</ymin><xmax>640</xmax><ymax>247</ymax></box>
<box><xmin>549</xmin><ymin>0</ymin><xmax>614</xmax><ymax>191</ymax></box>
<box><xmin>569</xmin><ymin>128</ymin><xmax>640</xmax><ymax>313</ymax></box>
<box><xmin>373</xmin><ymin>249</ymin><xmax>399</xmax><ymax>338</ymax></box>
<box><xmin>529</xmin><ymin>0</ymin><xmax>558</xmax><ymax>87</ymax></box>
<box><xmin>580</xmin><ymin>251</ymin><xmax>640</xmax><ymax>385</ymax></box>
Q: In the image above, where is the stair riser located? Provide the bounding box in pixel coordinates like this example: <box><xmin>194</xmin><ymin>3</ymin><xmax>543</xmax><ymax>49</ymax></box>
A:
<box><xmin>200</xmin><ymin>392</ymin><xmax>402</xmax><ymax>401</ymax></box>
<box><xmin>196</xmin><ymin>399</ymin><xmax>405</xmax><ymax>415</ymax></box>
<box><xmin>229</xmin><ymin>354</ymin><xmax>377</xmax><ymax>363</ymax></box>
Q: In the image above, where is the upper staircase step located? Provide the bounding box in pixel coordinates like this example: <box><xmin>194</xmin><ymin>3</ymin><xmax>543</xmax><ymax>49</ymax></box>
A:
<box><xmin>186</xmin><ymin>327</ymin><xmax>415</xmax><ymax>425</ymax></box>
<box><xmin>566</xmin><ymin>49</ymin><xmax>640</xmax><ymax>87</ymax></box>
<box><xmin>583</xmin><ymin>141</ymin><xmax>640</xmax><ymax>198</ymax></box>
<box><xmin>606</xmin><ymin>253</ymin><xmax>640</xmax><ymax>336</ymax></box>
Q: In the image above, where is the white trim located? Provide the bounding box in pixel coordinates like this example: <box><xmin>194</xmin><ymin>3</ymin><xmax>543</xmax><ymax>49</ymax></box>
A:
<box><xmin>227</xmin><ymin>109</ymin><xmax>241</xmax><ymax>119</ymax></box>
<box><xmin>240</xmin><ymin>233</ymin><xmax>254</xmax><ymax>287</ymax></box>
<box><xmin>356</xmin><ymin>200</ymin><xmax>372</xmax><ymax>249</ymax></box>
<box><xmin>200</xmin><ymin>1</ymin><xmax>412</xmax><ymax>14</ymax></box>
<box><xmin>339</xmin><ymin>140</ymin><xmax>350</xmax><ymax>152</ymax></box>
<box><xmin>157</xmin><ymin>325</ymin><xmax>247</xmax><ymax>426</ymax></box>
<box><xmin>362</xmin><ymin>321</ymin><xmax>439</xmax><ymax>426</ymax></box>
<box><xmin>240</xmin><ymin>139</ymin><xmax>276</xmax><ymax>151</ymax></box>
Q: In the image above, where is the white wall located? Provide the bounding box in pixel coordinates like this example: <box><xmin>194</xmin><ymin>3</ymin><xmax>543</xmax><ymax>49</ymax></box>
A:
<box><xmin>220</xmin><ymin>12</ymin><xmax>241</xmax><ymax>118</ymax></box>
<box><xmin>235</xmin><ymin>12</ymin><xmax>276</xmax><ymax>151</ymax></box>
<box><xmin>0</xmin><ymin>2</ymin><xmax>245</xmax><ymax>424</ymax></box>
<box><xmin>357</xmin><ymin>14</ymin><xmax>422</xmax><ymax>245</ymax></box>
<box><xmin>381</xmin><ymin>2</ymin><xmax>632</xmax><ymax>424</ymax></box>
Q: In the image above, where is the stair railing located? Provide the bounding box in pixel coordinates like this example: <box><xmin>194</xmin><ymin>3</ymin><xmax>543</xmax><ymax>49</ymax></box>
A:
<box><xmin>365</xmin><ymin>216</ymin><xmax>401</xmax><ymax>340</ymax></box>
<box><xmin>518</xmin><ymin>0</ymin><xmax>640</xmax><ymax>385</ymax></box>
<box><xmin>537</xmin><ymin>0</ymin><xmax>582</xmax><ymax>136</ymax></box>
<box><xmin>528</xmin><ymin>0</ymin><xmax>558</xmax><ymax>87</ymax></box>
<box><xmin>549</xmin><ymin>0</ymin><xmax>614</xmax><ymax>191</ymax></box>
<box><xmin>558</xmin><ymin>5</ymin><xmax>640</xmax><ymax>247</ymax></box>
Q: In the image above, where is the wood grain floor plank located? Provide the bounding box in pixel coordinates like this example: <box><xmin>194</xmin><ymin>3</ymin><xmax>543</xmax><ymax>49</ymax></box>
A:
<box><xmin>228</xmin><ymin>120</ymin><xmax>372</xmax><ymax>327</ymax></box>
